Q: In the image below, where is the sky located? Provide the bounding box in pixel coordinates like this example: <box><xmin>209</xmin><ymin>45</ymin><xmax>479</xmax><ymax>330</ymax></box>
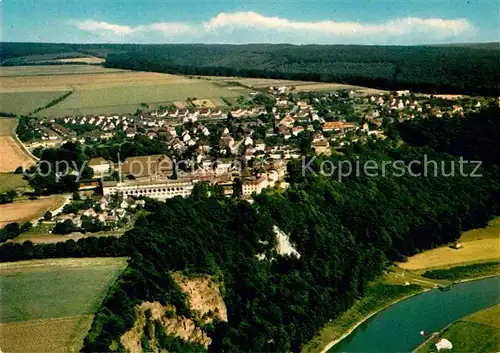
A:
<box><xmin>1</xmin><ymin>0</ymin><xmax>499</xmax><ymax>45</ymax></box>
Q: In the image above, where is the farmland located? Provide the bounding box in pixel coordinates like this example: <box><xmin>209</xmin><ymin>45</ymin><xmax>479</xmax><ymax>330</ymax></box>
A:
<box><xmin>399</xmin><ymin>217</ymin><xmax>500</xmax><ymax>271</ymax></box>
<box><xmin>0</xmin><ymin>65</ymin><xmax>252</xmax><ymax>116</ymax></box>
<box><xmin>0</xmin><ymin>117</ymin><xmax>36</xmax><ymax>172</ymax></box>
<box><xmin>0</xmin><ymin>173</ymin><xmax>29</xmax><ymax>192</ymax></box>
<box><xmin>0</xmin><ymin>195</ymin><xmax>67</xmax><ymax>228</ymax></box>
<box><xmin>416</xmin><ymin>305</ymin><xmax>500</xmax><ymax>353</ymax></box>
<box><xmin>195</xmin><ymin>76</ymin><xmax>388</xmax><ymax>94</ymax></box>
<box><xmin>0</xmin><ymin>258</ymin><xmax>128</xmax><ymax>353</ymax></box>
<box><xmin>53</xmin><ymin>56</ymin><xmax>105</xmax><ymax>64</ymax></box>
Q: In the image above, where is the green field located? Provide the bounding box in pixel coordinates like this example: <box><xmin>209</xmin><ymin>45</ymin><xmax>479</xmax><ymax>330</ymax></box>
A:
<box><xmin>416</xmin><ymin>305</ymin><xmax>500</xmax><ymax>353</ymax></box>
<box><xmin>1</xmin><ymin>65</ymin><xmax>251</xmax><ymax>116</ymax></box>
<box><xmin>0</xmin><ymin>258</ymin><xmax>128</xmax><ymax>353</ymax></box>
<box><xmin>0</xmin><ymin>172</ymin><xmax>29</xmax><ymax>192</ymax></box>
<box><xmin>0</xmin><ymin>65</ymin><xmax>124</xmax><ymax>77</ymax></box>
<box><xmin>0</xmin><ymin>90</ymin><xmax>70</xmax><ymax>115</ymax></box>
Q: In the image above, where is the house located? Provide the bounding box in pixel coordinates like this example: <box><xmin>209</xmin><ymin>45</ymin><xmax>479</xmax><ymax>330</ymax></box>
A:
<box><xmin>215</xmin><ymin>160</ymin><xmax>233</xmax><ymax>175</ymax></box>
<box><xmin>244</xmin><ymin>136</ymin><xmax>254</xmax><ymax>146</ymax></box>
<box><xmin>254</xmin><ymin>140</ymin><xmax>266</xmax><ymax>151</ymax></box>
<box><xmin>279</xmin><ymin>116</ymin><xmax>295</xmax><ymax>128</ymax></box>
<box><xmin>322</xmin><ymin>121</ymin><xmax>358</xmax><ymax>133</ymax></box>
<box><xmin>292</xmin><ymin>126</ymin><xmax>304</xmax><ymax>136</ymax></box>
<box><xmin>312</xmin><ymin>139</ymin><xmax>331</xmax><ymax>155</ymax></box>
<box><xmin>242</xmin><ymin>176</ymin><xmax>269</xmax><ymax>196</ymax></box>
<box><xmin>82</xmin><ymin>208</ymin><xmax>98</xmax><ymax>218</ymax></box>
<box><xmin>88</xmin><ymin>157</ymin><xmax>111</xmax><ymax>177</ymax></box>
<box><xmin>121</xmin><ymin>154</ymin><xmax>173</xmax><ymax>179</ymax></box>
<box><xmin>125</xmin><ymin>127</ymin><xmax>136</xmax><ymax>138</ymax></box>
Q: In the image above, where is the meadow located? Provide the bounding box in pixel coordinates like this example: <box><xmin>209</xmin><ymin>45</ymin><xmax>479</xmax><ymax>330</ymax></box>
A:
<box><xmin>0</xmin><ymin>65</ymin><xmax>252</xmax><ymax>117</ymax></box>
<box><xmin>0</xmin><ymin>173</ymin><xmax>29</xmax><ymax>192</ymax></box>
<box><xmin>399</xmin><ymin>217</ymin><xmax>500</xmax><ymax>271</ymax></box>
<box><xmin>416</xmin><ymin>305</ymin><xmax>500</xmax><ymax>353</ymax></box>
<box><xmin>0</xmin><ymin>258</ymin><xmax>128</xmax><ymax>353</ymax></box>
<box><xmin>0</xmin><ymin>117</ymin><xmax>36</xmax><ymax>172</ymax></box>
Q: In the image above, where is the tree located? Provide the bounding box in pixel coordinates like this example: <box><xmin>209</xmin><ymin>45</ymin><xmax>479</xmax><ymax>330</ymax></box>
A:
<box><xmin>52</xmin><ymin>220</ymin><xmax>77</xmax><ymax>235</ymax></box>
<box><xmin>232</xmin><ymin>178</ymin><xmax>243</xmax><ymax>198</ymax></box>
<box><xmin>43</xmin><ymin>211</ymin><xmax>53</xmax><ymax>220</ymax></box>
<box><xmin>14</xmin><ymin>166</ymin><xmax>23</xmax><ymax>174</ymax></box>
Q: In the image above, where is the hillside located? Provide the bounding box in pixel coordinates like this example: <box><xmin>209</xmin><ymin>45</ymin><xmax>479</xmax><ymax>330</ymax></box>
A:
<box><xmin>1</xmin><ymin>42</ymin><xmax>499</xmax><ymax>96</ymax></box>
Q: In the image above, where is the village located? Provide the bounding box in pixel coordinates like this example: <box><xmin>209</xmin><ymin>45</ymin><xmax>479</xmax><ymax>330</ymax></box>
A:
<box><xmin>12</xmin><ymin>86</ymin><xmax>491</xmax><ymax>235</ymax></box>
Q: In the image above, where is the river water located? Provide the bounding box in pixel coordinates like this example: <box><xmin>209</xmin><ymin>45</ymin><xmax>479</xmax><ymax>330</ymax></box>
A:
<box><xmin>329</xmin><ymin>276</ymin><xmax>500</xmax><ymax>352</ymax></box>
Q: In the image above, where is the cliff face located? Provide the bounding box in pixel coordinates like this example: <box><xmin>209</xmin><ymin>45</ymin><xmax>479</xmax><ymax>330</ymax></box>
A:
<box><xmin>119</xmin><ymin>273</ymin><xmax>227</xmax><ymax>352</ymax></box>
<box><xmin>172</xmin><ymin>272</ymin><xmax>227</xmax><ymax>324</ymax></box>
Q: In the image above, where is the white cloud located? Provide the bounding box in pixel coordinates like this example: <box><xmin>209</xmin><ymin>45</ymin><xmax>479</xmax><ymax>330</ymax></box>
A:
<box><xmin>204</xmin><ymin>12</ymin><xmax>475</xmax><ymax>39</ymax></box>
<box><xmin>75</xmin><ymin>12</ymin><xmax>476</xmax><ymax>43</ymax></box>
<box><xmin>76</xmin><ymin>20</ymin><xmax>196</xmax><ymax>37</ymax></box>
<box><xmin>77</xmin><ymin>20</ymin><xmax>136</xmax><ymax>35</ymax></box>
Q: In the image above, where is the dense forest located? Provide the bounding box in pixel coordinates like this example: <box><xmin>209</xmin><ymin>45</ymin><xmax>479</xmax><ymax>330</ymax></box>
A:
<box><xmin>1</xmin><ymin>42</ymin><xmax>499</xmax><ymax>95</ymax></box>
<box><xmin>0</xmin><ymin>106</ymin><xmax>498</xmax><ymax>352</ymax></box>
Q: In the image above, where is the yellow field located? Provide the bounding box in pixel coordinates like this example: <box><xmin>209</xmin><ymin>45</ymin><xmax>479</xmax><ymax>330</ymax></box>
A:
<box><xmin>0</xmin><ymin>258</ymin><xmax>128</xmax><ymax>353</ymax></box>
<box><xmin>399</xmin><ymin>218</ymin><xmax>500</xmax><ymax>270</ymax></box>
<box><xmin>0</xmin><ymin>195</ymin><xmax>67</xmax><ymax>228</ymax></box>
<box><xmin>0</xmin><ymin>118</ymin><xmax>36</xmax><ymax>172</ymax></box>
<box><xmin>0</xmin><ymin>315</ymin><xmax>94</xmax><ymax>353</ymax></box>
<box><xmin>54</xmin><ymin>57</ymin><xmax>105</xmax><ymax>64</ymax></box>
<box><xmin>192</xmin><ymin>99</ymin><xmax>216</xmax><ymax>108</ymax></box>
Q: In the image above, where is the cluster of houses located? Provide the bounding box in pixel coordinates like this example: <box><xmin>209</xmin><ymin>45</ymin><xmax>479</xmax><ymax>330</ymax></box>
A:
<box><xmin>54</xmin><ymin>196</ymin><xmax>145</xmax><ymax>231</ymax></box>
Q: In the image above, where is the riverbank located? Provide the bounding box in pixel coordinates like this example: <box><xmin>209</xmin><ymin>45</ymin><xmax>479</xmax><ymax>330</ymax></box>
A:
<box><xmin>303</xmin><ymin>218</ymin><xmax>500</xmax><ymax>353</ymax></box>
<box><xmin>301</xmin><ymin>283</ymin><xmax>423</xmax><ymax>353</ymax></box>
<box><xmin>414</xmin><ymin>304</ymin><xmax>500</xmax><ymax>353</ymax></box>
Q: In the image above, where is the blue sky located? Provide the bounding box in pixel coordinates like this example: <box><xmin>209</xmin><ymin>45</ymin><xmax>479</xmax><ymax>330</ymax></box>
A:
<box><xmin>2</xmin><ymin>0</ymin><xmax>498</xmax><ymax>44</ymax></box>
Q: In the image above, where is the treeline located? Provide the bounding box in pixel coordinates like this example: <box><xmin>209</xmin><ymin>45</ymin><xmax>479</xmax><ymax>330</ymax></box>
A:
<box><xmin>1</xmin><ymin>42</ymin><xmax>499</xmax><ymax>95</ymax></box>
<box><xmin>32</xmin><ymin>91</ymin><xmax>73</xmax><ymax>114</ymax></box>
<box><xmin>16</xmin><ymin>116</ymin><xmax>41</xmax><ymax>142</ymax></box>
<box><xmin>103</xmin><ymin>44</ymin><xmax>500</xmax><ymax>96</ymax></box>
<box><xmin>398</xmin><ymin>105</ymin><xmax>500</xmax><ymax>166</ymax></box>
<box><xmin>25</xmin><ymin>142</ymin><xmax>94</xmax><ymax>194</ymax></box>
<box><xmin>422</xmin><ymin>262</ymin><xmax>500</xmax><ymax>281</ymax></box>
<box><xmin>0</xmin><ymin>190</ymin><xmax>17</xmax><ymax>204</ymax></box>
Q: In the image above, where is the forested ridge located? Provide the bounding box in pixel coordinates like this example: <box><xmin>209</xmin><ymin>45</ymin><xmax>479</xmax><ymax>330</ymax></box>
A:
<box><xmin>1</xmin><ymin>42</ymin><xmax>499</xmax><ymax>95</ymax></box>
<box><xmin>0</xmin><ymin>106</ymin><xmax>498</xmax><ymax>352</ymax></box>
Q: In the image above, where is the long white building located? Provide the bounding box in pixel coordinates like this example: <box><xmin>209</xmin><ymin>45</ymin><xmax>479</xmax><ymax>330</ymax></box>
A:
<box><xmin>102</xmin><ymin>180</ymin><xmax>195</xmax><ymax>201</ymax></box>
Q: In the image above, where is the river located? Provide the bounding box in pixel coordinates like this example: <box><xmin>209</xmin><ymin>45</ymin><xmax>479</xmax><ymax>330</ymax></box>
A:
<box><xmin>329</xmin><ymin>276</ymin><xmax>500</xmax><ymax>352</ymax></box>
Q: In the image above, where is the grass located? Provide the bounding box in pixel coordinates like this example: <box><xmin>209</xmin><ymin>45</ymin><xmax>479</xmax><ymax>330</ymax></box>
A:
<box><xmin>0</xmin><ymin>65</ymin><xmax>124</xmax><ymax>77</ymax></box>
<box><xmin>416</xmin><ymin>305</ymin><xmax>500</xmax><ymax>353</ymax></box>
<box><xmin>0</xmin><ymin>91</ymin><xmax>70</xmax><ymax>115</ymax></box>
<box><xmin>422</xmin><ymin>262</ymin><xmax>500</xmax><ymax>281</ymax></box>
<box><xmin>303</xmin><ymin>220</ymin><xmax>500</xmax><ymax>353</ymax></box>
<box><xmin>399</xmin><ymin>217</ymin><xmax>500</xmax><ymax>271</ymax></box>
<box><xmin>42</xmin><ymin>82</ymin><xmax>246</xmax><ymax>116</ymax></box>
<box><xmin>0</xmin><ymin>173</ymin><xmax>29</xmax><ymax>192</ymax></box>
<box><xmin>0</xmin><ymin>257</ymin><xmax>128</xmax><ymax>353</ymax></box>
<box><xmin>1</xmin><ymin>65</ymin><xmax>251</xmax><ymax>116</ymax></box>
<box><xmin>301</xmin><ymin>283</ymin><xmax>423</xmax><ymax>353</ymax></box>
